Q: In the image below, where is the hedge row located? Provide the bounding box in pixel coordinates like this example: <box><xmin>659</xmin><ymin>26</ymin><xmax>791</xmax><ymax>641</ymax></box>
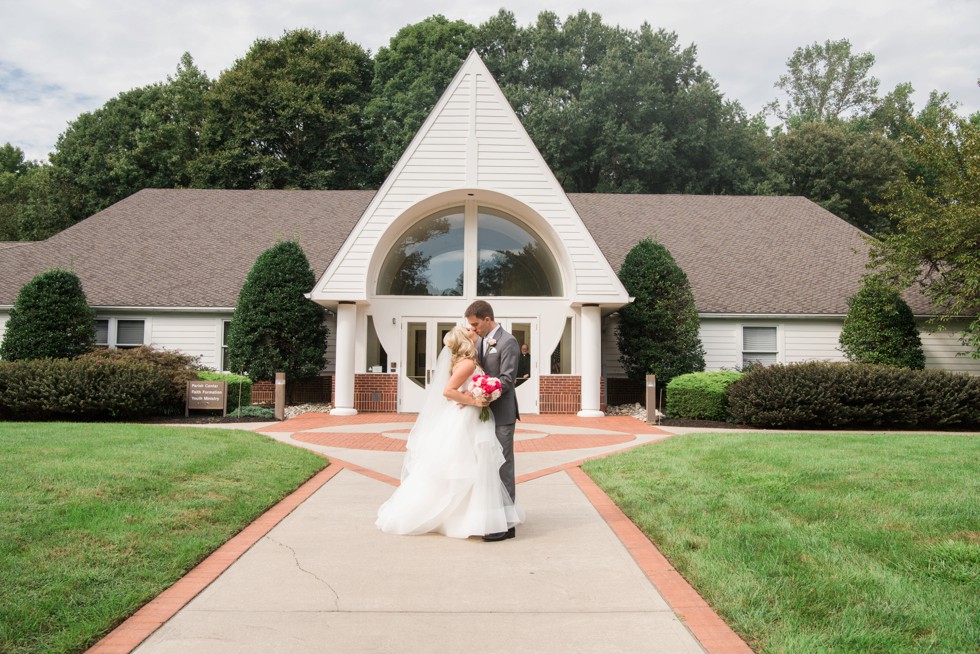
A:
<box><xmin>0</xmin><ymin>358</ymin><xmax>186</xmax><ymax>420</ymax></box>
<box><xmin>727</xmin><ymin>361</ymin><xmax>980</xmax><ymax>429</ymax></box>
<box><xmin>666</xmin><ymin>371</ymin><xmax>742</xmax><ymax>421</ymax></box>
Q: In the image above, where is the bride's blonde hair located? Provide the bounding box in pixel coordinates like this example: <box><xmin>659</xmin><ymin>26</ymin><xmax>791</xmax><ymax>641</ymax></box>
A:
<box><xmin>444</xmin><ymin>325</ymin><xmax>477</xmax><ymax>368</ymax></box>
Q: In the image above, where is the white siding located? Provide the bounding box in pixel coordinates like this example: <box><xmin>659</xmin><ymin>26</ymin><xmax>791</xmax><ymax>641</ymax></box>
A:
<box><xmin>601</xmin><ymin>315</ymin><xmax>624</xmax><ymax>377</ymax></box>
<box><xmin>0</xmin><ymin>311</ymin><xmax>7</xmax><ymax>345</ymax></box>
<box><xmin>919</xmin><ymin>320</ymin><xmax>980</xmax><ymax>375</ymax></box>
<box><xmin>147</xmin><ymin>313</ymin><xmax>227</xmax><ymax>371</ymax></box>
<box><xmin>783</xmin><ymin>320</ymin><xmax>847</xmax><ymax>364</ymax></box>
<box><xmin>699</xmin><ymin>319</ymin><xmax>740</xmax><ymax>370</ymax></box>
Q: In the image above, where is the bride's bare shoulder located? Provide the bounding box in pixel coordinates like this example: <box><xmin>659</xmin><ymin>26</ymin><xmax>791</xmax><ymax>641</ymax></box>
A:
<box><xmin>453</xmin><ymin>358</ymin><xmax>477</xmax><ymax>375</ymax></box>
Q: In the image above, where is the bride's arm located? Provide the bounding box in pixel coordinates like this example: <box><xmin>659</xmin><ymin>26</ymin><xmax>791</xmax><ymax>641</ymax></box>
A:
<box><xmin>443</xmin><ymin>358</ymin><xmax>481</xmax><ymax>406</ymax></box>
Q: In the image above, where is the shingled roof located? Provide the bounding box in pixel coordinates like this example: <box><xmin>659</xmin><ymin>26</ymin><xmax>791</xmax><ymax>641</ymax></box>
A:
<box><xmin>0</xmin><ymin>188</ymin><xmax>930</xmax><ymax>315</ymax></box>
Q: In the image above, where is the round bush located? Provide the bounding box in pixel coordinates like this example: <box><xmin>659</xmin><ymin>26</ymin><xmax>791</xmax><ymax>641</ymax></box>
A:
<box><xmin>666</xmin><ymin>371</ymin><xmax>742</xmax><ymax>421</ymax></box>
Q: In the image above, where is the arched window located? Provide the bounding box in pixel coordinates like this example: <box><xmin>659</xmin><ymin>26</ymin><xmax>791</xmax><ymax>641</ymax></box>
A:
<box><xmin>377</xmin><ymin>206</ymin><xmax>562</xmax><ymax>297</ymax></box>
<box><xmin>376</xmin><ymin>209</ymin><xmax>465</xmax><ymax>296</ymax></box>
<box><xmin>477</xmin><ymin>208</ymin><xmax>561</xmax><ymax>297</ymax></box>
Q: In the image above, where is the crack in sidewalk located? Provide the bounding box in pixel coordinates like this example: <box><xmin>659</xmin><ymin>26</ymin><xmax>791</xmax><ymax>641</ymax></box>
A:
<box><xmin>268</xmin><ymin>536</ymin><xmax>341</xmax><ymax>610</ymax></box>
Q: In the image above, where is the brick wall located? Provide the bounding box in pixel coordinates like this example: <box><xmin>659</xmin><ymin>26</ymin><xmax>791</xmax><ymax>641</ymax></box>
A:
<box><xmin>351</xmin><ymin>373</ymin><xmax>398</xmax><ymax>413</ymax></box>
<box><xmin>251</xmin><ymin>377</ymin><xmax>332</xmax><ymax>406</ymax></box>
<box><xmin>539</xmin><ymin>376</ymin><xmax>606</xmax><ymax>414</ymax></box>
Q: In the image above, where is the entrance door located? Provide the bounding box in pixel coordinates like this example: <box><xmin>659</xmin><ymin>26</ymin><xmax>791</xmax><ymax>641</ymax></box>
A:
<box><xmin>399</xmin><ymin>319</ymin><xmax>456</xmax><ymax>412</ymax></box>
<box><xmin>500</xmin><ymin>319</ymin><xmax>538</xmax><ymax>414</ymax></box>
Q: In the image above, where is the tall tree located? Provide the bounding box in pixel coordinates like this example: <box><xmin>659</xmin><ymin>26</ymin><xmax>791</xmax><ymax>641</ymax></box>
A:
<box><xmin>226</xmin><ymin>240</ymin><xmax>327</xmax><ymax>382</ymax></box>
<box><xmin>193</xmin><ymin>29</ymin><xmax>373</xmax><ymax>190</ymax></box>
<box><xmin>365</xmin><ymin>16</ymin><xmax>478</xmax><ymax>183</ymax></box>
<box><xmin>0</xmin><ymin>144</ymin><xmax>36</xmax><ymax>240</ymax></box>
<box><xmin>0</xmin><ymin>269</ymin><xmax>95</xmax><ymax>361</ymax></box>
<box><xmin>839</xmin><ymin>277</ymin><xmax>925</xmax><ymax>369</ymax></box>
<box><xmin>771</xmin><ymin>121</ymin><xmax>904</xmax><ymax>233</ymax></box>
<box><xmin>768</xmin><ymin>38</ymin><xmax>880</xmax><ymax>125</ymax></box>
<box><xmin>616</xmin><ymin>238</ymin><xmax>705</xmax><ymax>386</ymax></box>
<box><xmin>869</xmin><ymin>111</ymin><xmax>980</xmax><ymax>357</ymax></box>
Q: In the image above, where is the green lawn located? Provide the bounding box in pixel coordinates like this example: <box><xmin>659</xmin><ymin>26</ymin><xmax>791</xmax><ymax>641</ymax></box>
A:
<box><xmin>584</xmin><ymin>432</ymin><xmax>979</xmax><ymax>654</ymax></box>
<box><xmin>0</xmin><ymin>422</ymin><xmax>327</xmax><ymax>654</ymax></box>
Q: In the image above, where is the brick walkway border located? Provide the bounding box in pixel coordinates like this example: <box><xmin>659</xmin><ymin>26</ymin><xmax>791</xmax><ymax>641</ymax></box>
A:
<box><xmin>87</xmin><ymin>416</ymin><xmax>753</xmax><ymax>654</ymax></box>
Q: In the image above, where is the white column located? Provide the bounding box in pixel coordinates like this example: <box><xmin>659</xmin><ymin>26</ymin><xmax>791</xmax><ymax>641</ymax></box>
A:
<box><xmin>330</xmin><ymin>302</ymin><xmax>358</xmax><ymax>416</ymax></box>
<box><xmin>577</xmin><ymin>304</ymin><xmax>604</xmax><ymax>417</ymax></box>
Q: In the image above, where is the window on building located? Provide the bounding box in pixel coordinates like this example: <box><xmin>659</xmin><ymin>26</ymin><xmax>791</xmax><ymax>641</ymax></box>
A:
<box><xmin>366</xmin><ymin>316</ymin><xmax>389</xmax><ymax>372</ymax></box>
<box><xmin>477</xmin><ymin>209</ymin><xmax>561</xmax><ymax>296</ymax></box>
<box><xmin>222</xmin><ymin>320</ymin><xmax>231</xmax><ymax>372</ymax></box>
<box><xmin>94</xmin><ymin>319</ymin><xmax>109</xmax><ymax>347</ymax></box>
<box><xmin>742</xmin><ymin>326</ymin><xmax>778</xmax><ymax>367</ymax></box>
<box><xmin>550</xmin><ymin>318</ymin><xmax>572</xmax><ymax>374</ymax></box>
<box><xmin>116</xmin><ymin>320</ymin><xmax>145</xmax><ymax>349</ymax></box>
<box><xmin>377</xmin><ymin>205</ymin><xmax>562</xmax><ymax>297</ymax></box>
<box><xmin>377</xmin><ymin>209</ymin><xmax>465</xmax><ymax>296</ymax></box>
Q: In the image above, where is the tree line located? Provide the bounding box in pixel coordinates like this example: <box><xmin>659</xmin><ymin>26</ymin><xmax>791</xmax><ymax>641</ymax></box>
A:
<box><xmin>0</xmin><ymin>11</ymin><xmax>976</xmax><ymax>352</ymax></box>
<box><xmin>0</xmin><ymin>11</ymin><xmax>971</xmax><ymax>240</ymax></box>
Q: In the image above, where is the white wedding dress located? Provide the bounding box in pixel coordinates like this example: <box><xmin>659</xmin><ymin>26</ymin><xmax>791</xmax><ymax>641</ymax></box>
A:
<box><xmin>376</xmin><ymin>348</ymin><xmax>524</xmax><ymax>538</ymax></box>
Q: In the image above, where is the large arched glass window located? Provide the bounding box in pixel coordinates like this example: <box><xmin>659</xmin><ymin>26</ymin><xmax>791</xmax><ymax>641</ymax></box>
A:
<box><xmin>377</xmin><ymin>205</ymin><xmax>561</xmax><ymax>297</ymax></box>
<box><xmin>477</xmin><ymin>208</ymin><xmax>561</xmax><ymax>296</ymax></box>
<box><xmin>377</xmin><ymin>209</ymin><xmax>465</xmax><ymax>296</ymax></box>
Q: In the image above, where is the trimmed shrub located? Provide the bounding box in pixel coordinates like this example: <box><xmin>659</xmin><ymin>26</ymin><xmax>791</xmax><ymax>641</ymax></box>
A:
<box><xmin>227</xmin><ymin>240</ymin><xmax>327</xmax><ymax>383</ymax></box>
<box><xmin>667</xmin><ymin>371</ymin><xmax>742</xmax><ymax>421</ymax></box>
<box><xmin>616</xmin><ymin>238</ymin><xmax>705</xmax><ymax>386</ymax></box>
<box><xmin>0</xmin><ymin>268</ymin><xmax>95</xmax><ymax>360</ymax></box>
<box><xmin>0</xmin><ymin>358</ymin><xmax>184</xmax><ymax>419</ymax></box>
<box><xmin>197</xmin><ymin>371</ymin><xmax>252</xmax><ymax>412</ymax></box>
<box><xmin>727</xmin><ymin>361</ymin><xmax>980</xmax><ymax>429</ymax></box>
<box><xmin>839</xmin><ymin>277</ymin><xmax>925</xmax><ymax>369</ymax></box>
<box><xmin>228</xmin><ymin>404</ymin><xmax>276</xmax><ymax>419</ymax></box>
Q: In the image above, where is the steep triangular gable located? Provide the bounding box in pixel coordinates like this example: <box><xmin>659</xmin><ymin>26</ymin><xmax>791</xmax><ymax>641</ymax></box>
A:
<box><xmin>310</xmin><ymin>51</ymin><xmax>628</xmax><ymax>304</ymax></box>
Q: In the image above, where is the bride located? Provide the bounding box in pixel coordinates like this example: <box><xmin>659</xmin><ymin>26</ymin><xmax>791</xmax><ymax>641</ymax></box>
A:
<box><xmin>376</xmin><ymin>325</ymin><xmax>524</xmax><ymax>538</ymax></box>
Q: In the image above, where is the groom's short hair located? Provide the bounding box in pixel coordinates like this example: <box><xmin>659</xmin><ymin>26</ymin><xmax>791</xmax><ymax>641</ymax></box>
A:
<box><xmin>464</xmin><ymin>300</ymin><xmax>494</xmax><ymax>320</ymax></box>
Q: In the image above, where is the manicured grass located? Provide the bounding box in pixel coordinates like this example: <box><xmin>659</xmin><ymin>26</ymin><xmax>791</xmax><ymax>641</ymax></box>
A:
<box><xmin>0</xmin><ymin>422</ymin><xmax>328</xmax><ymax>654</ymax></box>
<box><xmin>584</xmin><ymin>432</ymin><xmax>979</xmax><ymax>654</ymax></box>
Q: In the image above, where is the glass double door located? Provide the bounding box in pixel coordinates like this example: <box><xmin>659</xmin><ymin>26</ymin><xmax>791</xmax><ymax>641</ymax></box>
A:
<box><xmin>399</xmin><ymin>317</ymin><xmax>538</xmax><ymax>413</ymax></box>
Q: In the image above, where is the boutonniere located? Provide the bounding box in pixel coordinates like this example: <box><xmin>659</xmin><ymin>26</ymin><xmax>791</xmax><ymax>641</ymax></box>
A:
<box><xmin>486</xmin><ymin>338</ymin><xmax>497</xmax><ymax>347</ymax></box>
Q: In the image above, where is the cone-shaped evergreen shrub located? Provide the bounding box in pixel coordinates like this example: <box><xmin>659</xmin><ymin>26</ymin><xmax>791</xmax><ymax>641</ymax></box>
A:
<box><xmin>227</xmin><ymin>241</ymin><xmax>327</xmax><ymax>381</ymax></box>
<box><xmin>839</xmin><ymin>277</ymin><xmax>925</xmax><ymax>369</ymax></box>
<box><xmin>0</xmin><ymin>268</ymin><xmax>95</xmax><ymax>360</ymax></box>
<box><xmin>616</xmin><ymin>238</ymin><xmax>705</xmax><ymax>386</ymax></box>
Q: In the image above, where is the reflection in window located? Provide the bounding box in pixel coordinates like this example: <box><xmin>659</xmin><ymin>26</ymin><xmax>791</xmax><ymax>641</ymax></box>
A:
<box><xmin>477</xmin><ymin>209</ymin><xmax>561</xmax><ymax>296</ymax></box>
<box><xmin>377</xmin><ymin>210</ymin><xmax>464</xmax><ymax>296</ymax></box>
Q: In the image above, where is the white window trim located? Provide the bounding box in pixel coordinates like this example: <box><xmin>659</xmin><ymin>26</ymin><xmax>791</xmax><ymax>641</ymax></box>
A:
<box><xmin>739</xmin><ymin>323</ymin><xmax>783</xmax><ymax>367</ymax></box>
<box><xmin>93</xmin><ymin>317</ymin><xmax>149</xmax><ymax>349</ymax></box>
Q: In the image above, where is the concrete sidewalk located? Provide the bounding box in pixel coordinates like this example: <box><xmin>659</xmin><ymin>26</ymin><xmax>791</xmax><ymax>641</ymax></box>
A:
<box><xmin>90</xmin><ymin>414</ymin><xmax>752</xmax><ymax>654</ymax></box>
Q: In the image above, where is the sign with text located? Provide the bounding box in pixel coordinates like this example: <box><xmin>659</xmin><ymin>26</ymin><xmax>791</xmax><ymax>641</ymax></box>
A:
<box><xmin>186</xmin><ymin>380</ymin><xmax>227</xmax><ymax>416</ymax></box>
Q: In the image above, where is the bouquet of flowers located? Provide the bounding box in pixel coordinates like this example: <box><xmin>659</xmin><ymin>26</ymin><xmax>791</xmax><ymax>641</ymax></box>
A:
<box><xmin>470</xmin><ymin>374</ymin><xmax>502</xmax><ymax>422</ymax></box>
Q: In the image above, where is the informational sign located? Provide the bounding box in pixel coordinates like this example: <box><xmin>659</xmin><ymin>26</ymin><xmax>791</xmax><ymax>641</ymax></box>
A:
<box><xmin>186</xmin><ymin>380</ymin><xmax>227</xmax><ymax>416</ymax></box>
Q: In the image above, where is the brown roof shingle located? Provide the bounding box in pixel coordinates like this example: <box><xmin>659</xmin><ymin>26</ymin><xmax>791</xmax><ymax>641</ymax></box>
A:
<box><xmin>0</xmin><ymin>189</ymin><xmax>932</xmax><ymax>316</ymax></box>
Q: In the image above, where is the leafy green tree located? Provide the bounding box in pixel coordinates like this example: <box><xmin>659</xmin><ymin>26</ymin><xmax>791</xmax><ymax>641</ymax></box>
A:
<box><xmin>771</xmin><ymin>121</ymin><xmax>904</xmax><ymax>232</ymax></box>
<box><xmin>226</xmin><ymin>240</ymin><xmax>327</xmax><ymax>382</ymax></box>
<box><xmin>839</xmin><ymin>277</ymin><xmax>925</xmax><ymax>368</ymax></box>
<box><xmin>768</xmin><ymin>38</ymin><xmax>880</xmax><ymax>125</ymax></box>
<box><xmin>477</xmin><ymin>10</ymin><xmax>770</xmax><ymax>194</ymax></box>
<box><xmin>0</xmin><ymin>144</ymin><xmax>37</xmax><ymax>240</ymax></box>
<box><xmin>193</xmin><ymin>29</ymin><xmax>373</xmax><ymax>190</ymax></box>
<box><xmin>0</xmin><ymin>269</ymin><xmax>95</xmax><ymax>360</ymax></box>
<box><xmin>616</xmin><ymin>238</ymin><xmax>705</xmax><ymax>385</ymax></box>
<box><xmin>365</xmin><ymin>16</ymin><xmax>478</xmax><ymax>183</ymax></box>
<box><xmin>869</xmin><ymin>111</ymin><xmax>980</xmax><ymax>357</ymax></box>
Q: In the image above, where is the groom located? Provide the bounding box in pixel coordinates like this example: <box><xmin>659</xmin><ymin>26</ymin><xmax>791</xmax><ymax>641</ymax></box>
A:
<box><xmin>465</xmin><ymin>300</ymin><xmax>520</xmax><ymax>542</ymax></box>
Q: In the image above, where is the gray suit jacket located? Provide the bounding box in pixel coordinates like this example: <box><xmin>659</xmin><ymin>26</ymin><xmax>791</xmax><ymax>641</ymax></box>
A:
<box><xmin>480</xmin><ymin>327</ymin><xmax>520</xmax><ymax>424</ymax></box>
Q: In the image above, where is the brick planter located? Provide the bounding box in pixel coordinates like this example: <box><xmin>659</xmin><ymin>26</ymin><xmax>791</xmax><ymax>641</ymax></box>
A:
<box><xmin>539</xmin><ymin>376</ymin><xmax>606</xmax><ymax>414</ymax></box>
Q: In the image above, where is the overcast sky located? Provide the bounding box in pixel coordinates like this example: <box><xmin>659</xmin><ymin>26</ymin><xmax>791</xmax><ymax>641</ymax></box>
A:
<box><xmin>2</xmin><ymin>0</ymin><xmax>977</xmax><ymax>163</ymax></box>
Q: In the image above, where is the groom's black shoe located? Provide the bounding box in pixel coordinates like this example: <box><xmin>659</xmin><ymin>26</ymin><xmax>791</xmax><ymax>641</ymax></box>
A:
<box><xmin>483</xmin><ymin>527</ymin><xmax>516</xmax><ymax>542</ymax></box>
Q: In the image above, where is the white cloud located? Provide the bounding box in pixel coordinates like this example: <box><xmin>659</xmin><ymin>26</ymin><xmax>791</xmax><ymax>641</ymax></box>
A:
<box><xmin>1</xmin><ymin>0</ymin><xmax>977</xmax><ymax>162</ymax></box>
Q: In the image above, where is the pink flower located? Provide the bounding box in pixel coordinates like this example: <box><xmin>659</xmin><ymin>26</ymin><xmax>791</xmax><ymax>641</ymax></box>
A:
<box><xmin>470</xmin><ymin>374</ymin><xmax>502</xmax><ymax>422</ymax></box>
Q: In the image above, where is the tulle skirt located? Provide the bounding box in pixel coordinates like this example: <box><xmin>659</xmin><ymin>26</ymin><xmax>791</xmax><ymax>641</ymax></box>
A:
<box><xmin>376</xmin><ymin>402</ymin><xmax>524</xmax><ymax>539</ymax></box>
